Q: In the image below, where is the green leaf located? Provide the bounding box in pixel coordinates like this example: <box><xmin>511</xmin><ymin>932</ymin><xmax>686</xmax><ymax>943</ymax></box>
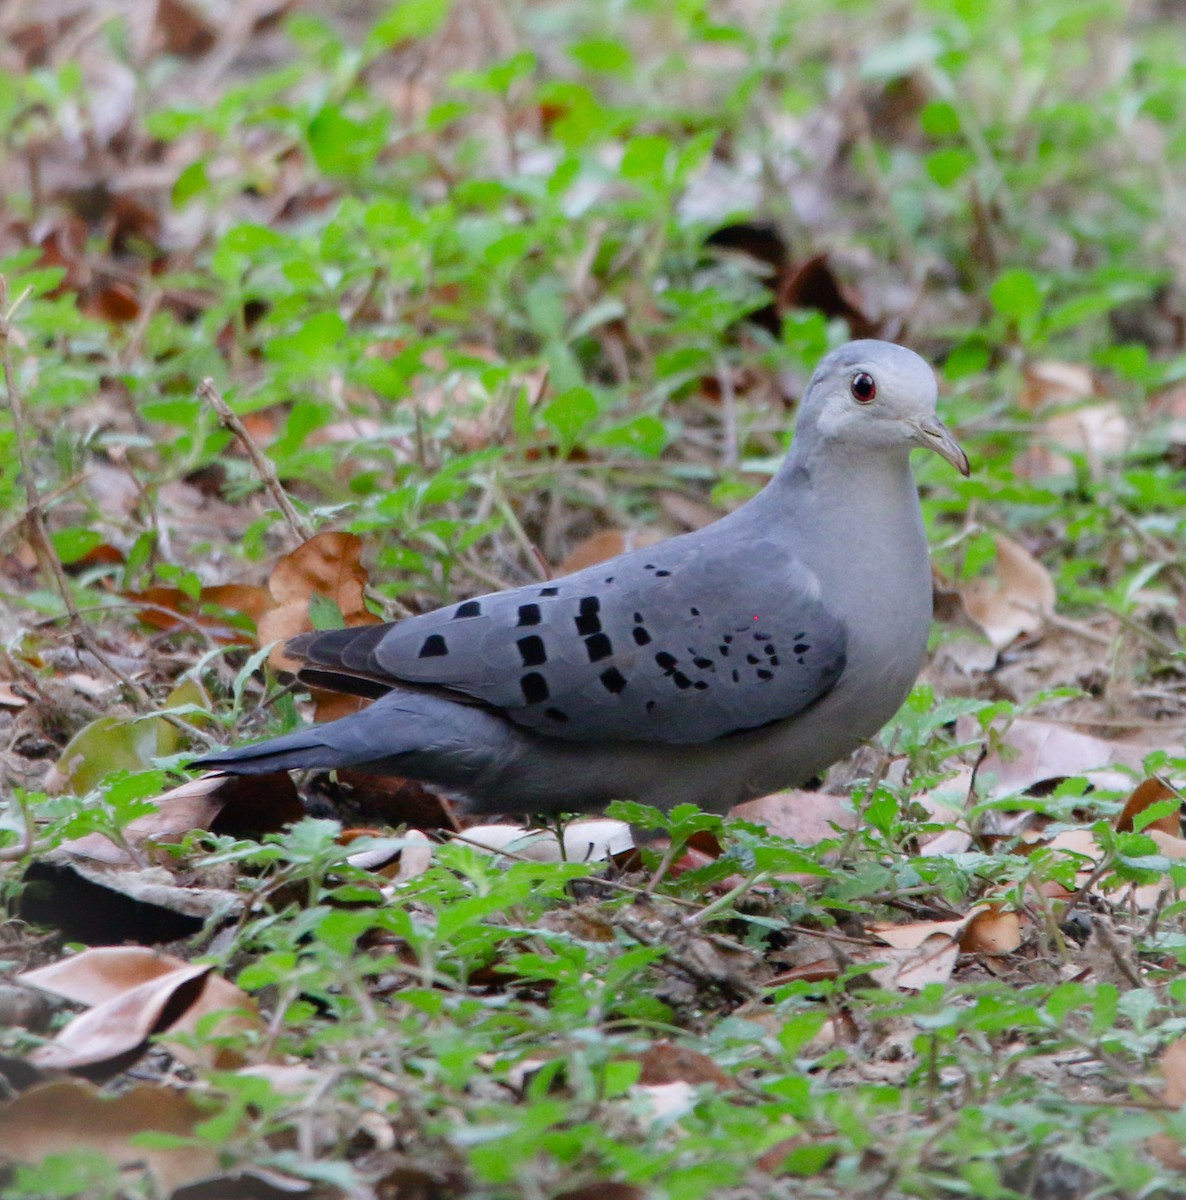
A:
<box><xmin>50</xmin><ymin>527</ymin><xmax>103</xmax><ymax>565</ymax></box>
<box><xmin>989</xmin><ymin>269</ymin><xmax>1043</xmax><ymax>324</ymax></box>
<box><xmin>368</xmin><ymin>0</ymin><xmax>452</xmax><ymax>50</ymax></box>
<box><xmin>307</xmin><ymin>105</ymin><xmax>391</xmax><ymax>178</ymax></box>
<box><xmin>925</xmin><ymin>147</ymin><xmax>975</xmax><ymax>187</ymax></box>
<box><xmin>542</xmin><ymin>387</ymin><xmax>599</xmax><ymax>448</ymax></box>
<box><xmin>588</xmin><ymin>413</ymin><xmax>668</xmax><ymax>458</ymax></box>
<box><xmin>568</xmin><ymin>38</ymin><xmax>633</xmax><ymax>74</ymax></box>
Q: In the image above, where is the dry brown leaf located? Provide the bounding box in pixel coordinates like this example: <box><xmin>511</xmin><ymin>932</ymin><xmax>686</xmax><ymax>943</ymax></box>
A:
<box><xmin>0</xmin><ymin>1080</ymin><xmax>216</xmax><ymax>1194</ymax></box>
<box><xmin>730</xmin><ymin>789</ymin><xmax>855</xmax><ymax>844</ymax></box>
<box><xmin>556</xmin><ymin>1186</ymin><xmax>648</xmax><ymax>1200</ymax></box>
<box><xmin>871</xmin><ymin>915</ymin><xmax>971</xmax><ymax>950</ymax></box>
<box><xmin>634</xmin><ymin>1042</ymin><xmax>738</xmax><ymax>1090</ymax></box>
<box><xmin>557</xmin><ymin>528</ymin><xmax>664</xmax><ymax>575</ymax></box>
<box><xmin>1019</xmin><ymin>360</ymin><xmax>1094</xmax><ymax>411</ymax></box>
<box><xmin>961</xmin><ymin>905</ymin><xmax>1022</xmax><ymax>955</ymax></box>
<box><xmin>160</xmin><ymin>974</ymin><xmax>263</xmax><ymax>1071</ymax></box>
<box><xmin>132</xmin><ymin>583</ymin><xmax>274</xmax><ymax>645</ymax></box>
<box><xmin>259</xmin><ymin>532</ymin><xmax>377</xmax><ymax>675</ymax></box>
<box><xmin>1150</xmin><ymin>1039</ymin><xmax>1186</xmax><ymax>1169</ymax></box>
<box><xmin>54</xmin><ymin>773</ymin><xmax>303</xmax><ymax>867</ymax></box>
<box><xmin>868</xmin><ymin>933</ymin><xmax>960</xmax><ymax>990</ymax></box>
<box><xmin>21</xmin><ymin>953</ymin><xmax>211</xmax><ymax>1071</ymax></box>
<box><xmin>1117</xmin><ymin>778</ymin><xmax>1181</xmax><ymax>836</ymax></box>
<box><xmin>19</xmin><ymin>858</ymin><xmax>241</xmax><ymax>945</ymax></box>
<box><xmin>19</xmin><ymin>947</ymin><xmax>260</xmax><ymax>1073</ymax></box>
<box><xmin>970</xmin><ymin>716</ymin><xmax>1154</xmax><ymax>798</ymax></box>
<box><xmin>960</xmin><ymin>534</ymin><xmax>1055</xmax><ymax>650</ymax></box>
<box><xmin>18</xmin><ymin>946</ymin><xmax>190</xmax><ymax>1008</ymax></box>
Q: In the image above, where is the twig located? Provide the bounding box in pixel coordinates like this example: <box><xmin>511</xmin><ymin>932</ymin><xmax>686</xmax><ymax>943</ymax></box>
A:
<box><xmin>197</xmin><ymin>377</ymin><xmax>313</xmax><ymax>543</ymax></box>
<box><xmin>716</xmin><ymin>355</ymin><xmax>739</xmax><ymax>471</ymax></box>
<box><xmin>1</xmin><ymin>276</ymin><xmax>152</xmax><ymax>708</ymax></box>
<box><xmin>682</xmin><ymin>870</ymin><xmax>770</xmax><ymax>927</ymax></box>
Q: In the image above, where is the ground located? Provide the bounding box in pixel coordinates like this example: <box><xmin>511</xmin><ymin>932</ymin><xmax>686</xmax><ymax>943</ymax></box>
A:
<box><xmin>2</xmin><ymin>1</ymin><xmax>1186</xmax><ymax>1198</ymax></box>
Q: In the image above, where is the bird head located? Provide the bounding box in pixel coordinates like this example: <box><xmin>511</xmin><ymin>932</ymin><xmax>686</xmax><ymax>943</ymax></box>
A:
<box><xmin>799</xmin><ymin>340</ymin><xmax>970</xmax><ymax>476</ymax></box>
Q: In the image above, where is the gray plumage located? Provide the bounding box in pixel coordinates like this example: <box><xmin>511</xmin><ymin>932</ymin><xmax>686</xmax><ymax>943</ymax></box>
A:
<box><xmin>193</xmin><ymin>340</ymin><xmax>969</xmax><ymax>815</ymax></box>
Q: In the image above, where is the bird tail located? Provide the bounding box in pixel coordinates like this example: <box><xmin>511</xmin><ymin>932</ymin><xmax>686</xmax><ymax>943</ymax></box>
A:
<box><xmin>190</xmin><ymin>725</ymin><xmax>359</xmax><ymax>775</ymax></box>
<box><xmin>189</xmin><ymin>690</ymin><xmax>513</xmax><ymax>782</ymax></box>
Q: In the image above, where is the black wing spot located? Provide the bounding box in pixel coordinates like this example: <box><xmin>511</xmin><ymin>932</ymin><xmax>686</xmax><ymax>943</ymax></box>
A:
<box><xmin>644</xmin><ymin>563</ymin><xmax>656</xmax><ymax>570</ymax></box>
<box><xmin>655</xmin><ymin>651</ymin><xmax>677</xmax><ymax>672</ymax></box>
<box><xmin>719</xmin><ymin>645</ymin><xmax>729</xmax><ymax>656</ymax></box>
<box><xmin>539</xmin><ymin>586</ymin><xmax>560</xmax><ymax>597</ymax></box>
<box><xmin>520</xmin><ymin>673</ymin><xmax>549</xmax><ymax>703</ymax></box>
<box><xmin>633</xmin><ymin>612</ymin><xmax>644</xmax><ymax>623</ymax></box>
<box><xmin>419</xmin><ymin>634</ymin><xmax>448</xmax><ymax>658</ymax></box>
<box><xmin>517</xmin><ymin>603</ymin><xmax>542</xmax><ymax>627</ymax></box>
<box><xmin>646</xmin><ymin>700</ymin><xmax>657</xmax><ymax>715</ymax></box>
<box><xmin>723</xmin><ymin>634</ymin><xmax>734</xmax><ymax>644</ymax></box>
<box><xmin>793</xmin><ymin>642</ymin><xmax>810</xmax><ymax>654</ymax></box>
<box><xmin>693</xmin><ymin>656</ymin><xmax>713</xmax><ymax>669</ymax></box>
<box><xmin>604</xmin><ymin>576</ymin><xmax>614</xmax><ymax>584</ymax></box>
<box><xmin>454</xmin><ymin>600</ymin><xmax>482</xmax><ymax>618</ymax></box>
<box><xmin>757</xmin><ymin>668</ymin><xmax>773</xmax><ymax>681</ymax></box>
<box><xmin>654</xmin><ymin>569</ymin><xmax>671</xmax><ymax>577</ymax></box>
<box><xmin>769</xmin><ymin>655</ymin><xmax>780</xmax><ymax>666</ymax></box>
<box><xmin>693</xmin><ymin>680</ymin><xmax>710</xmax><ymax>691</ymax></box>
<box><xmin>517</xmin><ymin>635</ymin><xmax>547</xmax><ymax>667</ymax></box>
<box><xmin>632</xmin><ymin>626</ymin><xmax>652</xmax><ymax>646</ymax></box>
<box><xmin>746</xmin><ymin>653</ymin><xmax>760</xmax><ymax>665</ymax></box>
<box><xmin>545</xmin><ymin>707</ymin><xmax>569</xmax><ymax>723</ymax></box>
<box><xmin>585</xmin><ymin>633</ymin><xmax>613</xmax><ymax>662</ymax></box>
<box><xmin>575</xmin><ymin>596</ymin><xmax>602</xmax><ymax>636</ymax></box>
<box><xmin>732</xmin><ymin>669</ymin><xmax>740</xmax><ymax>683</ymax></box>
<box><xmin>599</xmin><ymin>666</ymin><xmax>628</xmax><ymax>694</ymax></box>
<box><xmin>764</xmin><ymin>645</ymin><xmax>778</xmax><ymax>656</ymax></box>
<box><xmin>690</xmin><ymin>606</ymin><xmax>700</xmax><ymax>616</ymax></box>
<box><xmin>753</xmin><ymin>632</ymin><xmax>771</xmax><ymax>642</ymax></box>
<box><xmin>672</xmin><ymin>671</ymin><xmax>692</xmax><ymax>689</ymax></box>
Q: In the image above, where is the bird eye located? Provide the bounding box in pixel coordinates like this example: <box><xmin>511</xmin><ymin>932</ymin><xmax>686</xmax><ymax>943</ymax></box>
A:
<box><xmin>850</xmin><ymin>372</ymin><xmax>877</xmax><ymax>403</ymax></box>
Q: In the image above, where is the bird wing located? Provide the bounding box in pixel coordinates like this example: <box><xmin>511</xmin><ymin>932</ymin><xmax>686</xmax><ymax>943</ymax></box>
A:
<box><xmin>287</xmin><ymin>529</ymin><xmax>847</xmax><ymax>745</ymax></box>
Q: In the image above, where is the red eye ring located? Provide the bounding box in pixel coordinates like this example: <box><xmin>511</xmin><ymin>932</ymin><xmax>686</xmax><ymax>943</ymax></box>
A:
<box><xmin>850</xmin><ymin>372</ymin><xmax>877</xmax><ymax>403</ymax></box>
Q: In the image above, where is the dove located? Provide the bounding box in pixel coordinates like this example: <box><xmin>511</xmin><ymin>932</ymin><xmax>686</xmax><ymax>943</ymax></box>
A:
<box><xmin>193</xmin><ymin>340</ymin><xmax>968</xmax><ymax>815</ymax></box>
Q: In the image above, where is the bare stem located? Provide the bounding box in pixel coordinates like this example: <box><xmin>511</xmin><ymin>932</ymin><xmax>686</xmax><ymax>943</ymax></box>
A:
<box><xmin>197</xmin><ymin>377</ymin><xmax>313</xmax><ymax>543</ymax></box>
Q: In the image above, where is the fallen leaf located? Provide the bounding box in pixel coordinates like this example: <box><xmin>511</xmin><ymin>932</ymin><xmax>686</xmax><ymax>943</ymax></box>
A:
<box><xmin>21</xmin><ymin>953</ymin><xmax>211</xmax><ymax>1071</ymax></box>
<box><xmin>969</xmin><ymin>716</ymin><xmax>1158</xmax><ymax>799</ymax></box>
<box><xmin>557</xmin><ymin>528</ymin><xmax>663</xmax><ymax>575</ymax></box>
<box><xmin>729</xmin><ymin>789</ymin><xmax>854</xmax><ymax>843</ymax></box>
<box><xmin>1018</xmin><ymin>360</ymin><xmax>1095</xmax><ymax>411</ymax></box>
<box><xmin>961</xmin><ymin>905</ymin><xmax>1022</xmax><ymax>955</ymax></box>
<box><xmin>53</xmin><ymin>773</ymin><xmax>303</xmax><ymax>867</ymax></box>
<box><xmin>257</xmin><ymin>532</ymin><xmax>376</xmax><ymax>674</ymax></box>
<box><xmin>960</xmin><ymin>534</ymin><xmax>1055</xmax><ymax>650</ymax></box>
<box><xmin>635</xmin><ymin>1041</ymin><xmax>737</xmax><ymax>1090</ymax></box>
<box><xmin>131</xmin><ymin>583</ymin><xmax>274</xmax><ymax>645</ymax></box>
<box><xmin>1150</xmin><ymin>1039</ymin><xmax>1186</xmax><ymax>1169</ymax></box>
<box><xmin>0</xmin><ymin>1080</ymin><xmax>216</xmax><ymax>1193</ymax></box>
<box><xmin>1116</xmin><ymin>778</ymin><xmax>1181</xmax><ymax>836</ymax></box>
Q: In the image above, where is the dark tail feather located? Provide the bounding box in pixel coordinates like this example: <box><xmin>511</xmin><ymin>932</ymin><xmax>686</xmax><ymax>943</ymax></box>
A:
<box><xmin>191</xmin><ymin>726</ymin><xmax>363</xmax><ymax>775</ymax></box>
<box><xmin>189</xmin><ymin>690</ymin><xmax>512</xmax><ymax>782</ymax></box>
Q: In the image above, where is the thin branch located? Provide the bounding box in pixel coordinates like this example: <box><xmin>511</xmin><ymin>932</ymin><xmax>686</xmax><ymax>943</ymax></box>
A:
<box><xmin>197</xmin><ymin>377</ymin><xmax>313</xmax><ymax>543</ymax></box>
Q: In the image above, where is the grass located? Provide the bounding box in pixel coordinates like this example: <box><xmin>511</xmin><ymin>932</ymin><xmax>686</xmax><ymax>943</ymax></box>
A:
<box><xmin>2</xmin><ymin>0</ymin><xmax>1186</xmax><ymax>1197</ymax></box>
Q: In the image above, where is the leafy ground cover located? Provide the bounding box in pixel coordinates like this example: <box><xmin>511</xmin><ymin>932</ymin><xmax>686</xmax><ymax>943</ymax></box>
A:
<box><xmin>2</xmin><ymin>0</ymin><xmax>1186</xmax><ymax>1196</ymax></box>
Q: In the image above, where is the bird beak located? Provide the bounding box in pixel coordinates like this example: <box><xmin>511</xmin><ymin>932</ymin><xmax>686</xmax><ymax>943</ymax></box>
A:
<box><xmin>914</xmin><ymin>416</ymin><xmax>970</xmax><ymax>476</ymax></box>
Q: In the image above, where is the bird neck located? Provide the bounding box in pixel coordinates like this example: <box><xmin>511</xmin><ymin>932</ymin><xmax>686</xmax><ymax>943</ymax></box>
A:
<box><xmin>766</xmin><ymin>438</ymin><xmax>929</xmax><ymax>593</ymax></box>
